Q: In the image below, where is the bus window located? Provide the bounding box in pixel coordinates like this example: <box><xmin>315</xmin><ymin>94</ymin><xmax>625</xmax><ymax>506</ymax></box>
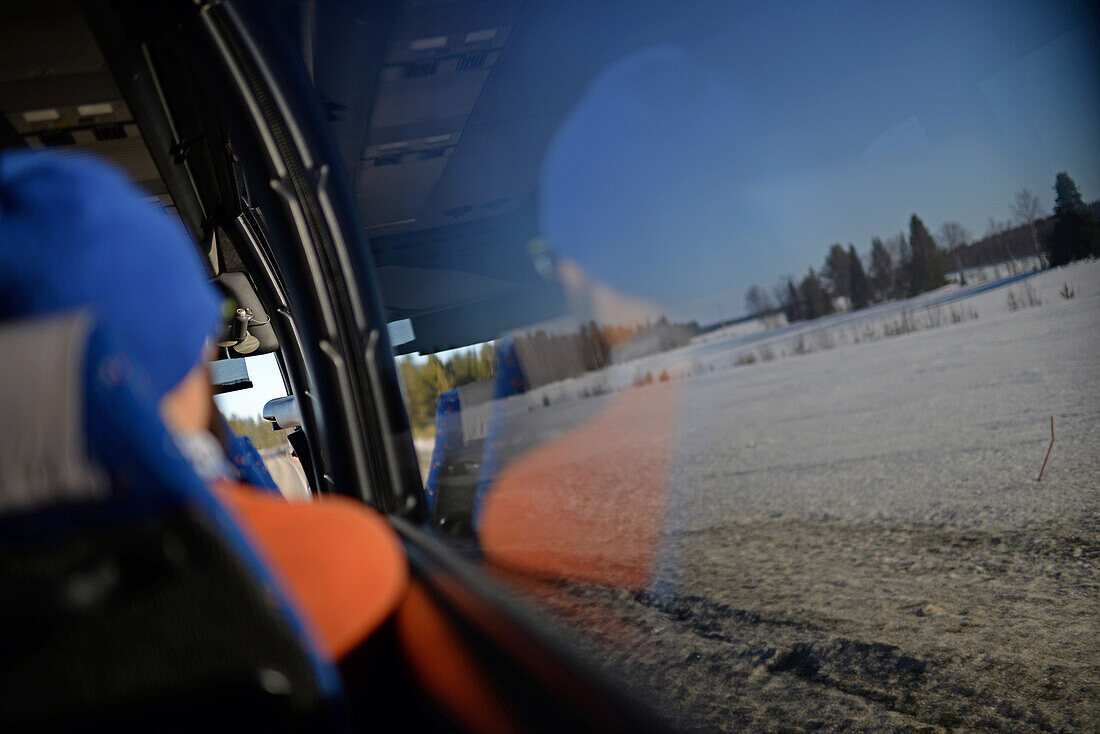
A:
<box><xmin>214</xmin><ymin>353</ymin><xmax>308</xmax><ymax>501</ymax></box>
<box><xmin>288</xmin><ymin>1</ymin><xmax>1100</xmax><ymax>730</ymax></box>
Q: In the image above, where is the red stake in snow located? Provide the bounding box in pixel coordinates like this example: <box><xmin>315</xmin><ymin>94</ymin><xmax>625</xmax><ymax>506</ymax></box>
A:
<box><xmin>1037</xmin><ymin>416</ymin><xmax>1055</xmax><ymax>482</ymax></box>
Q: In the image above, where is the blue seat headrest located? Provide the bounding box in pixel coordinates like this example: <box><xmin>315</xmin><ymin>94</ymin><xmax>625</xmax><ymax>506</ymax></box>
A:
<box><xmin>0</xmin><ymin>312</ymin><xmax>342</xmax><ymax>697</ymax></box>
<box><xmin>0</xmin><ymin>311</ymin><xmax>208</xmax><ymax>531</ymax></box>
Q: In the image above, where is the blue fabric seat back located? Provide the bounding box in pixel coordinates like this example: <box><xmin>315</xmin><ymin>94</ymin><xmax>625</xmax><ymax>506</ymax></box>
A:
<box><xmin>0</xmin><ymin>313</ymin><xmax>343</xmax><ymax>731</ymax></box>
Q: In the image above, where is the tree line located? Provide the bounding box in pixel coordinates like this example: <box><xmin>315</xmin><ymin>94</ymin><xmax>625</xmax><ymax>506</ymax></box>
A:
<box><xmin>745</xmin><ymin>171</ymin><xmax>1099</xmax><ymax>323</ymax></box>
<box><xmin>398</xmin><ymin>344</ymin><xmax>498</xmax><ymax>432</ymax></box>
<box><xmin>226</xmin><ymin>414</ymin><xmax>290</xmax><ymax>451</ymax></box>
<box><xmin>511</xmin><ymin>316</ymin><xmax>698</xmax><ymax>386</ymax></box>
<box><xmin>753</xmin><ymin>212</ymin><xmax>948</xmax><ymax>323</ymax></box>
<box><xmin>396</xmin><ymin>316</ymin><xmax>700</xmax><ymax>432</ymax></box>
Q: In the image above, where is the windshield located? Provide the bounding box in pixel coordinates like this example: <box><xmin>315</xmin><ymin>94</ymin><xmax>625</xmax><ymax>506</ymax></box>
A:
<box><xmin>293</xmin><ymin>1</ymin><xmax>1099</xmax><ymax>730</ymax></box>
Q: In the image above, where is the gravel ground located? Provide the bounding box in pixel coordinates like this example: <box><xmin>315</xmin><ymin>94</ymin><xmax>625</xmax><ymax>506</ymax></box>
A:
<box><xmin>489</xmin><ymin>260</ymin><xmax>1100</xmax><ymax>732</ymax></box>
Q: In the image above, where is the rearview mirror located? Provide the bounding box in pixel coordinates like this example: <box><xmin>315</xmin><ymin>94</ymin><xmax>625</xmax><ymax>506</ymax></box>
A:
<box><xmin>262</xmin><ymin>395</ymin><xmax>301</xmax><ymax>431</ymax></box>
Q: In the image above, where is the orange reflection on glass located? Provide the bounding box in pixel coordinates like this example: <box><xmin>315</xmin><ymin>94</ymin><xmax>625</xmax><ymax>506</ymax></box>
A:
<box><xmin>479</xmin><ymin>379</ymin><xmax>679</xmax><ymax>590</ymax></box>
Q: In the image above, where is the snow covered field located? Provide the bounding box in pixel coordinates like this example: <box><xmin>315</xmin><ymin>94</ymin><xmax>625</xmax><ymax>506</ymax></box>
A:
<box><xmin>492</xmin><ymin>259</ymin><xmax>1099</xmax><ymax>732</ymax></box>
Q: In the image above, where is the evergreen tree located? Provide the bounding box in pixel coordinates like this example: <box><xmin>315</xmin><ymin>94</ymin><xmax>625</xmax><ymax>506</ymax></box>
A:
<box><xmin>781</xmin><ymin>277</ymin><xmax>804</xmax><ymax>322</ymax></box>
<box><xmin>868</xmin><ymin>237</ymin><xmax>895</xmax><ymax>302</ymax></box>
<box><xmin>226</xmin><ymin>414</ymin><xmax>289</xmax><ymax>450</ymax></box>
<box><xmin>1047</xmin><ymin>171</ymin><xmax>1100</xmax><ymax>266</ymax></box>
<box><xmin>892</xmin><ymin>232</ymin><xmax>912</xmax><ymax>298</ymax></box>
<box><xmin>396</xmin><ymin>346</ymin><xmax>500</xmax><ymax>433</ymax></box>
<box><xmin>798</xmin><ymin>268</ymin><xmax>832</xmax><ymax>320</ymax></box>
<box><xmin>847</xmin><ymin>245</ymin><xmax>872</xmax><ymax>309</ymax></box>
<box><xmin>821</xmin><ymin>243</ymin><xmax>852</xmax><ymax>300</ymax></box>
<box><xmin>478</xmin><ymin>342</ymin><xmax>498</xmax><ymax>377</ymax></box>
<box><xmin>907</xmin><ymin>214</ymin><xmax>947</xmax><ymax>295</ymax></box>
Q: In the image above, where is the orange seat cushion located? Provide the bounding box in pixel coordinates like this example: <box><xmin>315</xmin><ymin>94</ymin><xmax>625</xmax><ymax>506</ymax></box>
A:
<box><xmin>213</xmin><ymin>482</ymin><xmax>408</xmax><ymax>661</ymax></box>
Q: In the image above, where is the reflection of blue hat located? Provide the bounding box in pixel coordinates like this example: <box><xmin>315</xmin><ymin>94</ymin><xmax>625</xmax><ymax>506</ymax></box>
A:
<box><xmin>0</xmin><ymin>150</ymin><xmax>222</xmax><ymax>400</ymax></box>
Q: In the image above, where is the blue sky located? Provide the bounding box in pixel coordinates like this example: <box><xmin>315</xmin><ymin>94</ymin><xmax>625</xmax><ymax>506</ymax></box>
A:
<box><xmin>214</xmin><ymin>353</ymin><xmax>286</xmax><ymax>420</ymax></box>
<box><xmin>539</xmin><ymin>0</ymin><xmax>1099</xmax><ymax>323</ymax></box>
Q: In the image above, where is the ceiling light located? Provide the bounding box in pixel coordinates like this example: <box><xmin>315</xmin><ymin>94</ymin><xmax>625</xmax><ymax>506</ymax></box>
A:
<box><xmin>465</xmin><ymin>28</ymin><xmax>497</xmax><ymax>44</ymax></box>
<box><xmin>409</xmin><ymin>36</ymin><xmax>447</xmax><ymax>52</ymax></box>
<box><xmin>77</xmin><ymin>103</ymin><xmax>114</xmax><ymax>116</ymax></box>
<box><xmin>22</xmin><ymin>109</ymin><xmax>59</xmax><ymax>123</ymax></box>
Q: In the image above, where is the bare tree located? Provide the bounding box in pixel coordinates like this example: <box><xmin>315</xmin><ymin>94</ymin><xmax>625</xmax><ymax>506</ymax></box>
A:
<box><xmin>744</xmin><ymin>284</ymin><xmax>774</xmax><ymax>318</ymax></box>
<box><xmin>938</xmin><ymin>221</ymin><xmax>970</xmax><ymax>286</ymax></box>
<box><xmin>771</xmin><ymin>280</ymin><xmax>788</xmax><ymax>311</ymax></box>
<box><xmin>1010</xmin><ymin>188</ymin><xmax>1046</xmax><ymax>269</ymax></box>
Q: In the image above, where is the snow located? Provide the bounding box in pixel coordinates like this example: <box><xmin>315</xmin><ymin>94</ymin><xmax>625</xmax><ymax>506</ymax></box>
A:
<box><xmin>478</xmin><ymin>258</ymin><xmax>1100</xmax><ymax>732</ymax></box>
<box><xmin>474</xmin><ymin>260</ymin><xmax>1099</xmax><ymax>535</ymax></box>
<box><xmin>660</xmin><ymin>258</ymin><xmax>1099</xmax><ymax>532</ymax></box>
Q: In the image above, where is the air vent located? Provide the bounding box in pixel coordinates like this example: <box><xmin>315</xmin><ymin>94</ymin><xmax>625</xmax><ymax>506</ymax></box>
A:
<box><xmin>37</xmin><ymin>130</ymin><xmax>75</xmax><ymax>146</ymax></box>
<box><xmin>374</xmin><ymin>154</ymin><xmax>403</xmax><ymax>167</ymax></box>
<box><xmin>92</xmin><ymin>123</ymin><xmax>127</xmax><ymax>141</ymax></box>
<box><xmin>420</xmin><ymin>148</ymin><xmax>446</xmax><ymax>161</ymax></box>
<box><xmin>456</xmin><ymin>53</ymin><xmax>487</xmax><ymax>71</ymax></box>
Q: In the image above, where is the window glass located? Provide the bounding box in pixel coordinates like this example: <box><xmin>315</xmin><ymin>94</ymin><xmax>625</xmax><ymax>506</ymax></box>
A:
<box><xmin>214</xmin><ymin>353</ymin><xmax>308</xmax><ymax>499</ymax></box>
<box><xmin>305</xmin><ymin>2</ymin><xmax>1099</xmax><ymax>729</ymax></box>
<box><xmin>214</xmin><ymin>354</ymin><xmax>287</xmax><ymax>428</ymax></box>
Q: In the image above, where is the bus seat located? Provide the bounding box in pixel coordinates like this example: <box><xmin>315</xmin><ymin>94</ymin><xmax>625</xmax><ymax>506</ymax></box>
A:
<box><xmin>0</xmin><ymin>312</ymin><xmax>345</xmax><ymax>732</ymax></box>
<box><xmin>223</xmin><ymin>424</ymin><xmax>282</xmax><ymax>496</ymax></box>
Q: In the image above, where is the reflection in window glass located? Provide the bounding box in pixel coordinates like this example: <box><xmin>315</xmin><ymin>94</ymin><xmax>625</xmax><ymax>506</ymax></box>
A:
<box><xmin>307</xmin><ymin>1</ymin><xmax>1098</xmax><ymax>730</ymax></box>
